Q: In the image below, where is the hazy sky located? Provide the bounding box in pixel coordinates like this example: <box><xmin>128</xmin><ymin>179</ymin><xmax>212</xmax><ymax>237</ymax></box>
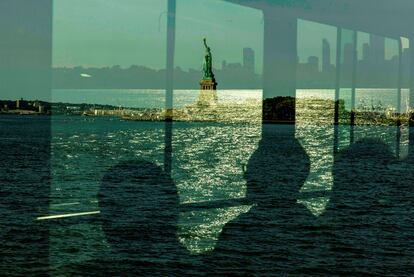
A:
<box><xmin>53</xmin><ymin>0</ymin><xmax>407</xmax><ymax>72</ymax></box>
<box><xmin>53</xmin><ymin>0</ymin><xmax>167</xmax><ymax>69</ymax></box>
<box><xmin>53</xmin><ymin>0</ymin><xmax>264</xmax><ymax>72</ymax></box>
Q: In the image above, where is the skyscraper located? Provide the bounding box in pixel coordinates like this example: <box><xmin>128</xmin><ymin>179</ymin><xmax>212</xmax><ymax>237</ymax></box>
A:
<box><xmin>243</xmin><ymin>47</ymin><xmax>255</xmax><ymax>74</ymax></box>
<box><xmin>369</xmin><ymin>34</ymin><xmax>385</xmax><ymax>63</ymax></box>
<box><xmin>343</xmin><ymin>43</ymin><xmax>355</xmax><ymax>66</ymax></box>
<box><xmin>307</xmin><ymin>56</ymin><xmax>319</xmax><ymax>74</ymax></box>
<box><xmin>342</xmin><ymin>43</ymin><xmax>355</xmax><ymax>85</ymax></box>
<box><xmin>369</xmin><ymin>34</ymin><xmax>385</xmax><ymax>83</ymax></box>
<box><xmin>322</xmin><ymin>39</ymin><xmax>331</xmax><ymax>73</ymax></box>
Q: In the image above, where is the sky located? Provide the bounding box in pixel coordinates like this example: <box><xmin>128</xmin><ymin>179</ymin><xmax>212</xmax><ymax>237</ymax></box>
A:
<box><xmin>53</xmin><ymin>0</ymin><xmax>408</xmax><ymax>73</ymax></box>
<box><xmin>53</xmin><ymin>0</ymin><xmax>168</xmax><ymax>69</ymax></box>
<box><xmin>53</xmin><ymin>0</ymin><xmax>264</xmax><ymax>72</ymax></box>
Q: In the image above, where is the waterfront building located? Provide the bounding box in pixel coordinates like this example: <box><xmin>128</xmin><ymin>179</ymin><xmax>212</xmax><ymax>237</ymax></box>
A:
<box><xmin>322</xmin><ymin>39</ymin><xmax>331</xmax><ymax>73</ymax></box>
<box><xmin>16</xmin><ymin>98</ymin><xmax>28</xmax><ymax>109</ymax></box>
<box><xmin>243</xmin><ymin>47</ymin><xmax>255</xmax><ymax>74</ymax></box>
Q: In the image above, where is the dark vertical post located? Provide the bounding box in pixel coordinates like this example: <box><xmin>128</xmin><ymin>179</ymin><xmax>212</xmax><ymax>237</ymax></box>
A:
<box><xmin>334</xmin><ymin>27</ymin><xmax>342</xmax><ymax>126</ymax></box>
<box><xmin>397</xmin><ymin>38</ymin><xmax>403</xmax><ymax>114</ymax></box>
<box><xmin>0</xmin><ymin>0</ymin><xmax>52</xmax><ymax>274</ymax></box>
<box><xmin>334</xmin><ymin>27</ymin><xmax>342</xmax><ymax>153</ymax></box>
<box><xmin>409</xmin><ymin>37</ymin><xmax>414</xmax><ymax>154</ymax></box>
<box><xmin>164</xmin><ymin>120</ymin><xmax>173</xmax><ymax>173</ymax></box>
<box><xmin>396</xmin><ymin>38</ymin><xmax>404</xmax><ymax>159</ymax></box>
<box><xmin>350</xmin><ymin>30</ymin><xmax>357</xmax><ymax>144</ymax></box>
<box><xmin>410</xmin><ymin>38</ymin><xmax>414</xmax><ymax>111</ymax></box>
<box><xmin>351</xmin><ymin>30</ymin><xmax>358</xmax><ymax>114</ymax></box>
<box><xmin>0</xmin><ymin>0</ymin><xmax>52</xmax><ymax>101</ymax></box>
<box><xmin>262</xmin><ymin>9</ymin><xmax>297</xmax><ymax>134</ymax></box>
<box><xmin>166</xmin><ymin>0</ymin><xmax>176</xmax><ymax>118</ymax></box>
<box><xmin>262</xmin><ymin>10</ymin><xmax>297</xmax><ymax>99</ymax></box>
<box><xmin>165</xmin><ymin>0</ymin><xmax>176</xmax><ymax>174</ymax></box>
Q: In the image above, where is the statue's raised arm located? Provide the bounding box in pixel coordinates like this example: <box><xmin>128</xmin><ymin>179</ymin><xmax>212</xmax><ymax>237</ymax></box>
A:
<box><xmin>203</xmin><ymin>38</ymin><xmax>208</xmax><ymax>49</ymax></box>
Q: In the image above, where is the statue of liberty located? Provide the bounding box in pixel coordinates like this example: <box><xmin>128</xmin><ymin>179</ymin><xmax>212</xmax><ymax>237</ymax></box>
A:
<box><xmin>199</xmin><ymin>38</ymin><xmax>217</xmax><ymax>92</ymax></box>
<box><xmin>202</xmin><ymin>38</ymin><xmax>215</xmax><ymax>80</ymax></box>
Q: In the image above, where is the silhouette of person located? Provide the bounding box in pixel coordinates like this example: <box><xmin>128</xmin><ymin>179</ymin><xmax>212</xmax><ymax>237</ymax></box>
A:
<box><xmin>321</xmin><ymin>138</ymin><xmax>414</xmax><ymax>275</ymax></box>
<box><xmin>72</xmin><ymin>160</ymin><xmax>191</xmax><ymax>276</ymax></box>
<box><xmin>205</xmin><ymin>124</ymin><xmax>316</xmax><ymax>275</ymax></box>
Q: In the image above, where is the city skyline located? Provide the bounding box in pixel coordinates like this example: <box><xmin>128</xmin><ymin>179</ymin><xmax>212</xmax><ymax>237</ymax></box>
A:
<box><xmin>52</xmin><ymin>34</ymin><xmax>410</xmax><ymax>90</ymax></box>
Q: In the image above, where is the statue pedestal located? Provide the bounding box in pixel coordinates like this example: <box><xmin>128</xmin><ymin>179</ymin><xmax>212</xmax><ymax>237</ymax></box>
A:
<box><xmin>198</xmin><ymin>79</ymin><xmax>218</xmax><ymax>107</ymax></box>
<box><xmin>200</xmin><ymin>79</ymin><xmax>217</xmax><ymax>90</ymax></box>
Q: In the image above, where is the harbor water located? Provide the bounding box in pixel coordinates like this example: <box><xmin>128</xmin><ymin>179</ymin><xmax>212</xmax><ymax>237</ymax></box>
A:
<box><xmin>1</xmin><ymin>89</ymin><xmax>413</xmax><ymax>275</ymax></box>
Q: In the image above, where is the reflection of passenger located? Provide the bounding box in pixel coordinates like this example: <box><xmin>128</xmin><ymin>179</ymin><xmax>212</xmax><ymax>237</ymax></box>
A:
<box><xmin>322</xmin><ymin>139</ymin><xmax>414</xmax><ymax>275</ymax></box>
<box><xmin>206</xmin><ymin>125</ymin><xmax>314</xmax><ymax>275</ymax></box>
<box><xmin>82</xmin><ymin>160</ymin><xmax>186</xmax><ymax>276</ymax></box>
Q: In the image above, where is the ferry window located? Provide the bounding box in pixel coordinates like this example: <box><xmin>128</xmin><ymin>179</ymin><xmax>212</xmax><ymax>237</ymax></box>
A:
<box><xmin>173</xmin><ymin>0</ymin><xmax>263</xmax><ymax>254</ymax></box>
<box><xmin>352</xmin><ymin>34</ymin><xmax>407</xmax><ymax>158</ymax></box>
<box><xmin>296</xmin><ymin>19</ymin><xmax>338</xmax><ymax>216</ymax></box>
<box><xmin>50</xmin><ymin>0</ymin><xmax>167</xmax><ymax>272</ymax></box>
<box><xmin>2</xmin><ymin>1</ymin><xmax>414</xmax><ymax>275</ymax></box>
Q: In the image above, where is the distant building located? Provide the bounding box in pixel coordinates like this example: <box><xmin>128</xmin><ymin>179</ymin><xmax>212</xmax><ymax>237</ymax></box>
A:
<box><xmin>343</xmin><ymin>43</ymin><xmax>355</xmax><ymax>66</ymax></box>
<box><xmin>243</xmin><ymin>47</ymin><xmax>255</xmax><ymax>74</ymax></box>
<box><xmin>16</xmin><ymin>98</ymin><xmax>28</xmax><ymax>109</ymax></box>
<box><xmin>342</xmin><ymin>42</ymin><xmax>354</xmax><ymax>82</ymax></box>
<box><xmin>322</xmin><ymin>39</ymin><xmax>331</xmax><ymax>73</ymax></box>
<box><xmin>223</xmin><ymin>62</ymin><xmax>243</xmax><ymax>71</ymax></box>
<box><xmin>369</xmin><ymin>34</ymin><xmax>385</xmax><ymax>63</ymax></box>
<box><xmin>369</xmin><ymin>34</ymin><xmax>386</xmax><ymax>84</ymax></box>
<box><xmin>0</xmin><ymin>100</ymin><xmax>15</xmax><ymax>111</ymax></box>
<box><xmin>307</xmin><ymin>56</ymin><xmax>319</xmax><ymax>74</ymax></box>
<box><xmin>33</xmin><ymin>100</ymin><xmax>48</xmax><ymax>113</ymax></box>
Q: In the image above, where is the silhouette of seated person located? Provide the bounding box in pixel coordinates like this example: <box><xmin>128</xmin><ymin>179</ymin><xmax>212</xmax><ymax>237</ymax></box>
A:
<box><xmin>321</xmin><ymin>139</ymin><xmax>414</xmax><ymax>275</ymax></box>
<box><xmin>206</xmin><ymin>124</ymin><xmax>316</xmax><ymax>275</ymax></box>
<box><xmin>75</xmin><ymin>160</ymin><xmax>188</xmax><ymax>276</ymax></box>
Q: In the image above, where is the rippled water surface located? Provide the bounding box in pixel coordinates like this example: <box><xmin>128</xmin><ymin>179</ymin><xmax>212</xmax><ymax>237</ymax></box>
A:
<box><xmin>48</xmin><ymin>112</ymin><xmax>414</xmax><ymax>275</ymax></box>
<box><xmin>53</xmin><ymin>88</ymin><xmax>410</xmax><ymax>111</ymax></box>
<box><xmin>1</xmin><ymin>88</ymin><xmax>414</xmax><ymax>275</ymax></box>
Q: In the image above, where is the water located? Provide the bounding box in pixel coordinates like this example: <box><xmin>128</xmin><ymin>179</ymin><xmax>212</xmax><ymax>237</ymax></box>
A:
<box><xmin>52</xmin><ymin>89</ymin><xmax>262</xmax><ymax>109</ymax></box>
<box><xmin>52</xmin><ymin>88</ymin><xmax>410</xmax><ymax>111</ymax></box>
<box><xmin>1</xmin><ymin>88</ymin><xmax>414</xmax><ymax>275</ymax></box>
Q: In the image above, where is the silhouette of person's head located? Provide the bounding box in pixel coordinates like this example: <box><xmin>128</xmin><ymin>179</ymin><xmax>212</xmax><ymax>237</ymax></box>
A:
<box><xmin>330</xmin><ymin>139</ymin><xmax>395</xmax><ymax>211</ymax></box>
<box><xmin>208</xmin><ymin>124</ymin><xmax>312</xmax><ymax>276</ymax></box>
<box><xmin>245</xmin><ymin>124</ymin><xmax>310</xmax><ymax>209</ymax></box>
<box><xmin>99</xmin><ymin>160</ymin><xmax>180</xmax><ymax>266</ymax></box>
<box><xmin>321</xmin><ymin>139</ymin><xmax>414</xmax><ymax>275</ymax></box>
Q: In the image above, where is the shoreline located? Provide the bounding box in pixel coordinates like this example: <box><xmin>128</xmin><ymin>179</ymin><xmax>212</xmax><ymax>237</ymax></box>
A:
<box><xmin>1</xmin><ymin>98</ymin><xmax>413</xmax><ymax>126</ymax></box>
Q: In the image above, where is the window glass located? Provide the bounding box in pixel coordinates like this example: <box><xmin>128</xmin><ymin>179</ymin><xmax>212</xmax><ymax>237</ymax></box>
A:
<box><xmin>296</xmin><ymin>19</ymin><xmax>338</xmax><ymax>215</ymax></box>
<box><xmin>173</xmin><ymin>0</ymin><xmax>263</xmax><ymax>254</ymax></box>
<box><xmin>50</xmin><ymin>0</ymin><xmax>167</xmax><ymax>271</ymax></box>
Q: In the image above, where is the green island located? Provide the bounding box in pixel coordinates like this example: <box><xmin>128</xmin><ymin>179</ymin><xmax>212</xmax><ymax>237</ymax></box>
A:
<box><xmin>2</xmin><ymin>97</ymin><xmax>412</xmax><ymax>126</ymax></box>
